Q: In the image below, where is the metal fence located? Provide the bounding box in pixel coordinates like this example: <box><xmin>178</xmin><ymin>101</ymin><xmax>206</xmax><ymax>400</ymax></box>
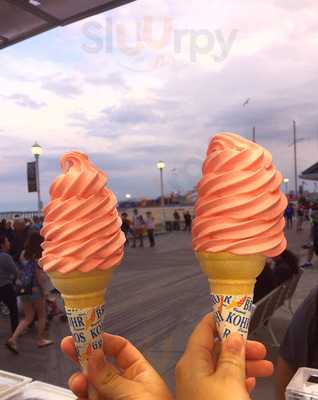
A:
<box><xmin>0</xmin><ymin>211</ymin><xmax>41</xmax><ymax>220</ymax></box>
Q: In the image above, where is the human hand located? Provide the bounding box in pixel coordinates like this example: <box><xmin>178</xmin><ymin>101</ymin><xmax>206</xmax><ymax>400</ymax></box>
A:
<box><xmin>176</xmin><ymin>314</ymin><xmax>273</xmax><ymax>400</ymax></box>
<box><xmin>61</xmin><ymin>333</ymin><xmax>173</xmax><ymax>400</ymax></box>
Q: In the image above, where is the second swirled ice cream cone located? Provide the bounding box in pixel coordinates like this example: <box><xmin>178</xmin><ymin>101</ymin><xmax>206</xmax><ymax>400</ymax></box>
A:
<box><xmin>40</xmin><ymin>152</ymin><xmax>125</xmax><ymax>370</ymax></box>
<box><xmin>192</xmin><ymin>133</ymin><xmax>287</xmax><ymax>340</ymax></box>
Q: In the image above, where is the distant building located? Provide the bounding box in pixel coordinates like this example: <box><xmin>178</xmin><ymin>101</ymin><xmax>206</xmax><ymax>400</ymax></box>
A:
<box><xmin>300</xmin><ymin>162</ymin><xmax>318</xmax><ymax>182</ymax></box>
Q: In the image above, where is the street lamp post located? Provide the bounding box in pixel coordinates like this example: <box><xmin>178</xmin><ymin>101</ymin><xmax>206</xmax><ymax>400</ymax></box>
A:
<box><xmin>293</xmin><ymin>120</ymin><xmax>298</xmax><ymax>198</ymax></box>
<box><xmin>252</xmin><ymin>126</ymin><xmax>256</xmax><ymax>143</ymax></box>
<box><xmin>157</xmin><ymin>161</ymin><xmax>166</xmax><ymax>228</ymax></box>
<box><xmin>283</xmin><ymin>178</ymin><xmax>289</xmax><ymax>195</ymax></box>
<box><xmin>32</xmin><ymin>142</ymin><xmax>43</xmax><ymax>215</ymax></box>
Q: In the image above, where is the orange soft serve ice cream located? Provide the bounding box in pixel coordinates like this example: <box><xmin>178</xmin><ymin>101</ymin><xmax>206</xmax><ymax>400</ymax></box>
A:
<box><xmin>40</xmin><ymin>151</ymin><xmax>125</xmax><ymax>370</ymax></box>
<box><xmin>193</xmin><ymin>132</ymin><xmax>287</xmax><ymax>256</ymax></box>
<box><xmin>41</xmin><ymin>151</ymin><xmax>124</xmax><ymax>273</ymax></box>
<box><xmin>193</xmin><ymin>133</ymin><xmax>287</xmax><ymax>340</ymax></box>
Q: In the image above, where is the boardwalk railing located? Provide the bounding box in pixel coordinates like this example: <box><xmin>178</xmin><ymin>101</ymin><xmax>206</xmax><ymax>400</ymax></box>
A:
<box><xmin>249</xmin><ymin>268</ymin><xmax>304</xmax><ymax>346</ymax></box>
<box><xmin>0</xmin><ymin>211</ymin><xmax>41</xmax><ymax>220</ymax></box>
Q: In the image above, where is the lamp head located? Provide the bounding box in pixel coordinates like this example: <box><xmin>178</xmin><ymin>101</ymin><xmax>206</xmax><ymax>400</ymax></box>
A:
<box><xmin>32</xmin><ymin>142</ymin><xmax>42</xmax><ymax>156</ymax></box>
<box><xmin>157</xmin><ymin>160</ymin><xmax>165</xmax><ymax>170</ymax></box>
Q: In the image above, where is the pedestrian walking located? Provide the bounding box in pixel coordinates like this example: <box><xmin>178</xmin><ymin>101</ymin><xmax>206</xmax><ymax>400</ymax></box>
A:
<box><xmin>0</xmin><ymin>219</ymin><xmax>7</xmax><ymax>236</ymax></box>
<box><xmin>184</xmin><ymin>211</ymin><xmax>192</xmax><ymax>232</ymax></box>
<box><xmin>7</xmin><ymin>232</ymin><xmax>53</xmax><ymax>353</ymax></box>
<box><xmin>301</xmin><ymin>203</ymin><xmax>318</xmax><ymax>268</ymax></box>
<box><xmin>284</xmin><ymin>203</ymin><xmax>294</xmax><ymax>230</ymax></box>
<box><xmin>121</xmin><ymin>213</ymin><xmax>133</xmax><ymax>247</ymax></box>
<box><xmin>132</xmin><ymin>210</ymin><xmax>145</xmax><ymax>248</ymax></box>
<box><xmin>173</xmin><ymin>210</ymin><xmax>181</xmax><ymax>231</ymax></box>
<box><xmin>296</xmin><ymin>197</ymin><xmax>307</xmax><ymax>232</ymax></box>
<box><xmin>10</xmin><ymin>218</ymin><xmax>30</xmax><ymax>262</ymax></box>
<box><xmin>145</xmin><ymin>212</ymin><xmax>155</xmax><ymax>247</ymax></box>
<box><xmin>0</xmin><ymin>235</ymin><xmax>19</xmax><ymax>338</ymax></box>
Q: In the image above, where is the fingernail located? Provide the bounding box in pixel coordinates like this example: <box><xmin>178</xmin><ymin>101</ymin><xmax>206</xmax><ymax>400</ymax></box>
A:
<box><xmin>225</xmin><ymin>333</ymin><xmax>244</xmax><ymax>354</ymax></box>
<box><xmin>68</xmin><ymin>372</ymin><xmax>80</xmax><ymax>387</ymax></box>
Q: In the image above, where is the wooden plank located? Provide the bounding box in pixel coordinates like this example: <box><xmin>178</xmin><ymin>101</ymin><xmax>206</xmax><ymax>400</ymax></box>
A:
<box><xmin>0</xmin><ymin>234</ymin><xmax>209</xmax><ymax>389</ymax></box>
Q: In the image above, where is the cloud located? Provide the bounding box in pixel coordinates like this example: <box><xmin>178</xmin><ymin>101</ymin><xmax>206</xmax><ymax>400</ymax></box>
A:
<box><xmin>104</xmin><ymin>103</ymin><xmax>165</xmax><ymax>125</ymax></box>
<box><xmin>85</xmin><ymin>72</ymin><xmax>129</xmax><ymax>89</ymax></box>
<box><xmin>2</xmin><ymin>93</ymin><xmax>46</xmax><ymax>109</ymax></box>
<box><xmin>42</xmin><ymin>76</ymin><xmax>82</xmax><ymax>98</ymax></box>
<box><xmin>1</xmin><ymin>0</ymin><xmax>318</xmax><ymax>211</ymax></box>
<box><xmin>68</xmin><ymin>96</ymin><xmax>183</xmax><ymax>137</ymax></box>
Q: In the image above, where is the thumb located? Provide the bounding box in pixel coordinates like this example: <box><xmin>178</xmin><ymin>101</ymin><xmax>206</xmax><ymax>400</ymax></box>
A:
<box><xmin>216</xmin><ymin>333</ymin><xmax>246</xmax><ymax>384</ymax></box>
<box><xmin>87</xmin><ymin>349</ymin><xmax>128</xmax><ymax>398</ymax></box>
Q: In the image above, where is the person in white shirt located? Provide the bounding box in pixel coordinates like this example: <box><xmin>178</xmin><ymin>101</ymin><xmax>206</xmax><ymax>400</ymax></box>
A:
<box><xmin>132</xmin><ymin>209</ymin><xmax>144</xmax><ymax>248</ymax></box>
<box><xmin>145</xmin><ymin>212</ymin><xmax>155</xmax><ymax>247</ymax></box>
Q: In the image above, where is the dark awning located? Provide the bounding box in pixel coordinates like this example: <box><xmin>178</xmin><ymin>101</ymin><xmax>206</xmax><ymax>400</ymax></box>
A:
<box><xmin>0</xmin><ymin>0</ymin><xmax>135</xmax><ymax>50</ymax></box>
<box><xmin>300</xmin><ymin>162</ymin><xmax>318</xmax><ymax>181</ymax></box>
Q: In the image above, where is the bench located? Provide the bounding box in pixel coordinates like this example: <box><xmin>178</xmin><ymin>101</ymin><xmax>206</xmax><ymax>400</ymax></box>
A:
<box><xmin>249</xmin><ymin>268</ymin><xmax>304</xmax><ymax>346</ymax></box>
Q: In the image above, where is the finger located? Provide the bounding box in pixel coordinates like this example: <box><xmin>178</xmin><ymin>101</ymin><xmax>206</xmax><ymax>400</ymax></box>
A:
<box><xmin>180</xmin><ymin>313</ymin><xmax>218</xmax><ymax>375</ymax></box>
<box><xmin>187</xmin><ymin>313</ymin><xmax>217</xmax><ymax>352</ymax></box>
<box><xmin>246</xmin><ymin>340</ymin><xmax>267</xmax><ymax>360</ymax></box>
<box><xmin>68</xmin><ymin>372</ymin><xmax>88</xmax><ymax>398</ymax></box>
<box><xmin>246</xmin><ymin>360</ymin><xmax>274</xmax><ymax>378</ymax></box>
<box><xmin>246</xmin><ymin>377</ymin><xmax>256</xmax><ymax>393</ymax></box>
<box><xmin>101</xmin><ymin>333</ymin><xmax>151</xmax><ymax>372</ymax></box>
<box><xmin>62</xmin><ymin>333</ymin><xmax>152</xmax><ymax>376</ymax></box>
<box><xmin>61</xmin><ymin>336</ymin><xmax>79</xmax><ymax>365</ymax></box>
<box><xmin>87</xmin><ymin>349</ymin><xmax>133</xmax><ymax>399</ymax></box>
<box><xmin>216</xmin><ymin>333</ymin><xmax>246</xmax><ymax>384</ymax></box>
<box><xmin>210</xmin><ymin>337</ymin><xmax>267</xmax><ymax>364</ymax></box>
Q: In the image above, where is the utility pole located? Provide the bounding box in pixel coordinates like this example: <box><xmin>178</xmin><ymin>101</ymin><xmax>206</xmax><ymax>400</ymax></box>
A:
<box><xmin>157</xmin><ymin>161</ymin><xmax>166</xmax><ymax>228</ymax></box>
<box><xmin>252</xmin><ymin>126</ymin><xmax>256</xmax><ymax>143</ymax></box>
<box><xmin>293</xmin><ymin>120</ymin><xmax>298</xmax><ymax>198</ymax></box>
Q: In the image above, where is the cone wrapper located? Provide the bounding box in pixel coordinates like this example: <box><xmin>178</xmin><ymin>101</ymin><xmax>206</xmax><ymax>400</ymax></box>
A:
<box><xmin>196</xmin><ymin>251</ymin><xmax>266</xmax><ymax>340</ymax></box>
<box><xmin>66</xmin><ymin>303</ymin><xmax>105</xmax><ymax>371</ymax></box>
<box><xmin>211</xmin><ymin>292</ymin><xmax>254</xmax><ymax>340</ymax></box>
<box><xmin>48</xmin><ymin>269</ymin><xmax>114</xmax><ymax>371</ymax></box>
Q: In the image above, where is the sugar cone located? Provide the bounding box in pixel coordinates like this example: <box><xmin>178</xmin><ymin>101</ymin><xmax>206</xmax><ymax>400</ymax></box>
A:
<box><xmin>196</xmin><ymin>252</ymin><xmax>266</xmax><ymax>340</ymax></box>
<box><xmin>49</xmin><ymin>269</ymin><xmax>114</xmax><ymax>308</ymax></box>
<box><xmin>49</xmin><ymin>268</ymin><xmax>114</xmax><ymax>370</ymax></box>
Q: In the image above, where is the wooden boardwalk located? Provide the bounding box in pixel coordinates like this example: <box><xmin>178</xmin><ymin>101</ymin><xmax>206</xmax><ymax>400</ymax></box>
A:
<box><xmin>0</xmin><ymin>227</ymin><xmax>316</xmax><ymax>399</ymax></box>
<box><xmin>0</xmin><ymin>233</ymin><xmax>210</xmax><ymax>389</ymax></box>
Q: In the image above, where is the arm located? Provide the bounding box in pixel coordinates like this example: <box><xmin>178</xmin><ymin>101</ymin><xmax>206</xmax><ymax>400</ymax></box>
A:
<box><xmin>3</xmin><ymin>253</ymin><xmax>18</xmax><ymax>281</ymax></box>
<box><xmin>35</xmin><ymin>263</ymin><xmax>48</xmax><ymax>294</ymax></box>
<box><xmin>275</xmin><ymin>288</ymin><xmax>317</xmax><ymax>399</ymax></box>
<box><xmin>275</xmin><ymin>356</ymin><xmax>296</xmax><ymax>400</ymax></box>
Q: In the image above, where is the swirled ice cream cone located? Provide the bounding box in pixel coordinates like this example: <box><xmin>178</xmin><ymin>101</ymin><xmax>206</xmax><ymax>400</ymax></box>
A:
<box><xmin>192</xmin><ymin>133</ymin><xmax>287</xmax><ymax>340</ymax></box>
<box><xmin>40</xmin><ymin>152</ymin><xmax>125</xmax><ymax>370</ymax></box>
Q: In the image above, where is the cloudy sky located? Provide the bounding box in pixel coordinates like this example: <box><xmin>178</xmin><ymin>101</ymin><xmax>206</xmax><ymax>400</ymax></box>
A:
<box><xmin>1</xmin><ymin>0</ymin><xmax>318</xmax><ymax>211</ymax></box>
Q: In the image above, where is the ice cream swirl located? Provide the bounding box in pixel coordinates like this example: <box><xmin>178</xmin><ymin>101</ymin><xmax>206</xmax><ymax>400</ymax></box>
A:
<box><xmin>192</xmin><ymin>133</ymin><xmax>287</xmax><ymax>257</ymax></box>
<box><xmin>40</xmin><ymin>152</ymin><xmax>125</xmax><ymax>273</ymax></box>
